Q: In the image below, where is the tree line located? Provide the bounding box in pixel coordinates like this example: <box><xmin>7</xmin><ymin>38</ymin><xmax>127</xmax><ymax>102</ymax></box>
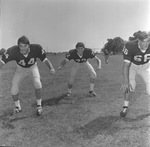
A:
<box><xmin>102</xmin><ymin>30</ymin><xmax>150</xmax><ymax>55</ymax></box>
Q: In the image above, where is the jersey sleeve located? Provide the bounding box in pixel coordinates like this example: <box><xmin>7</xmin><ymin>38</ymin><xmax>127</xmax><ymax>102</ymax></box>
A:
<box><xmin>37</xmin><ymin>45</ymin><xmax>47</xmax><ymax>62</ymax></box>
<box><xmin>122</xmin><ymin>42</ymin><xmax>133</xmax><ymax>63</ymax></box>
<box><xmin>88</xmin><ymin>49</ymin><xmax>96</xmax><ymax>59</ymax></box>
<box><xmin>1</xmin><ymin>47</ymin><xmax>15</xmax><ymax>64</ymax></box>
<box><xmin>65</xmin><ymin>50</ymin><xmax>74</xmax><ymax>61</ymax></box>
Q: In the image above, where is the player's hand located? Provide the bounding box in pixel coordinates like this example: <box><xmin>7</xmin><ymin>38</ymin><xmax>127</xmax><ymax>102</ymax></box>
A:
<box><xmin>121</xmin><ymin>82</ymin><xmax>132</xmax><ymax>93</ymax></box>
<box><xmin>58</xmin><ymin>66</ymin><xmax>62</xmax><ymax>70</ymax></box>
<box><xmin>49</xmin><ymin>68</ymin><xmax>55</xmax><ymax>75</ymax></box>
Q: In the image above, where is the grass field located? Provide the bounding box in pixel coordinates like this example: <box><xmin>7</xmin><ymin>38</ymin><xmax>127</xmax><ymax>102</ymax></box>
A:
<box><xmin>0</xmin><ymin>53</ymin><xmax>150</xmax><ymax>147</ymax></box>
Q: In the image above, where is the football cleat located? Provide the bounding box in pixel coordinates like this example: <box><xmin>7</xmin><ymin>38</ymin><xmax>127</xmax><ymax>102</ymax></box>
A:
<box><xmin>13</xmin><ymin>107</ymin><xmax>22</xmax><ymax>115</ymax></box>
<box><xmin>37</xmin><ymin>105</ymin><xmax>42</xmax><ymax>116</ymax></box>
<box><xmin>89</xmin><ymin>90</ymin><xmax>96</xmax><ymax>97</ymax></box>
<box><xmin>120</xmin><ymin>106</ymin><xmax>128</xmax><ymax>117</ymax></box>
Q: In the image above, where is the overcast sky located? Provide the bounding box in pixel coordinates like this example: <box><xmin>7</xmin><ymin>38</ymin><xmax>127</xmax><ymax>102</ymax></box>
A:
<box><xmin>0</xmin><ymin>0</ymin><xmax>150</xmax><ymax>52</ymax></box>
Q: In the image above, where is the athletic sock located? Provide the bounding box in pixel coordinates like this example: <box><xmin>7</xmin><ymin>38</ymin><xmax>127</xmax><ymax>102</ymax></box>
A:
<box><xmin>124</xmin><ymin>100</ymin><xmax>129</xmax><ymax>107</ymax></box>
<box><xmin>15</xmin><ymin>100</ymin><xmax>21</xmax><ymax>110</ymax></box>
<box><xmin>90</xmin><ymin>83</ymin><xmax>94</xmax><ymax>91</ymax></box>
<box><xmin>37</xmin><ymin>99</ymin><xmax>42</xmax><ymax>106</ymax></box>
<box><xmin>67</xmin><ymin>89</ymin><xmax>72</xmax><ymax>94</ymax></box>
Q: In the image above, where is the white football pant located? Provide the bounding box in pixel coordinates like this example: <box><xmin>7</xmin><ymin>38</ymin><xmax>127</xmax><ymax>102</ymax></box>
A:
<box><xmin>69</xmin><ymin>61</ymin><xmax>97</xmax><ymax>84</ymax></box>
<box><xmin>11</xmin><ymin>63</ymin><xmax>42</xmax><ymax>95</ymax></box>
<box><xmin>129</xmin><ymin>62</ymin><xmax>150</xmax><ymax>95</ymax></box>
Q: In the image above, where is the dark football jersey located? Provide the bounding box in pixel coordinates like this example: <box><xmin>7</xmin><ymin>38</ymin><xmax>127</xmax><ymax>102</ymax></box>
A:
<box><xmin>123</xmin><ymin>40</ymin><xmax>150</xmax><ymax>65</ymax></box>
<box><xmin>1</xmin><ymin>44</ymin><xmax>46</xmax><ymax>68</ymax></box>
<box><xmin>66</xmin><ymin>48</ymin><xmax>95</xmax><ymax>63</ymax></box>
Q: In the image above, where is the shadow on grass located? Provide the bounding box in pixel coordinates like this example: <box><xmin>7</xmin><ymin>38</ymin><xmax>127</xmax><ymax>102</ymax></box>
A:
<box><xmin>74</xmin><ymin>115</ymin><xmax>120</xmax><ymax>139</ymax></box>
<box><xmin>74</xmin><ymin>113</ymin><xmax>150</xmax><ymax>139</ymax></box>
<box><xmin>0</xmin><ymin>109</ymin><xmax>35</xmax><ymax>129</ymax></box>
<box><xmin>123</xmin><ymin>113</ymin><xmax>150</xmax><ymax>122</ymax></box>
<box><xmin>0</xmin><ymin>110</ymin><xmax>15</xmax><ymax>129</ymax></box>
<box><xmin>32</xmin><ymin>93</ymin><xmax>69</xmax><ymax>107</ymax></box>
<box><xmin>0</xmin><ymin>109</ymin><xmax>26</xmax><ymax>129</ymax></box>
<box><xmin>0</xmin><ymin>94</ymin><xmax>71</xmax><ymax>129</ymax></box>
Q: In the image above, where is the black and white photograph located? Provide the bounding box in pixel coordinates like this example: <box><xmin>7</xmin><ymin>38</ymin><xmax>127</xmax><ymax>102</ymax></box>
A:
<box><xmin>0</xmin><ymin>0</ymin><xmax>150</xmax><ymax>146</ymax></box>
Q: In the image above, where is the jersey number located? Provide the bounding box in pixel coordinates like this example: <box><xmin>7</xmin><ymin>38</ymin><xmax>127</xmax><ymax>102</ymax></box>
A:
<box><xmin>144</xmin><ymin>54</ymin><xmax>150</xmax><ymax>62</ymax></box>
<box><xmin>122</xmin><ymin>47</ymin><xmax>128</xmax><ymax>55</ymax></box>
<box><xmin>134</xmin><ymin>54</ymin><xmax>150</xmax><ymax>62</ymax></box>
<box><xmin>18</xmin><ymin>58</ymin><xmax>35</xmax><ymax>66</ymax></box>
<box><xmin>42</xmin><ymin>49</ymin><xmax>45</xmax><ymax>55</ymax></box>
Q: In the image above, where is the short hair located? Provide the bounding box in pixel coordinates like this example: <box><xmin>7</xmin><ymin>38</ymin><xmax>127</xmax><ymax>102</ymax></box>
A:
<box><xmin>133</xmin><ymin>31</ymin><xmax>149</xmax><ymax>41</ymax></box>
<box><xmin>17</xmin><ymin>36</ymin><xmax>30</xmax><ymax>45</ymax></box>
<box><xmin>75</xmin><ymin>42</ymin><xmax>85</xmax><ymax>48</ymax></box>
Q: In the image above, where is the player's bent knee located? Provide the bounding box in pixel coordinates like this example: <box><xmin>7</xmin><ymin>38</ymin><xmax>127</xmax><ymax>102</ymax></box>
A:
<box><xmin>129</xmin><ymin>84</ymin><xmax>135</xmax><ymax>92</ymax></box>
<box><xmin>129</xmin><ymin>80</ymin><xmax>136</xmax><ymax>91</ymax></box>
<box><xmin>34</xmin><ymin>78</ymin><xmax>42</xmax><ymax>89</ymax></box>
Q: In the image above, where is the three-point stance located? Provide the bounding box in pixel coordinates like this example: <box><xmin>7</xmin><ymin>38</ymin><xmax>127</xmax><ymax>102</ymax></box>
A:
<box><xmin>58</xmin><ymin>42</ymin><xmax>101</xmax><ymax>97</ymax></box>
<box><xmin>120</xmin><ymin>31</ymin><xmax>150</xmax><ymax>117</ymax></box>
<box><xmin>0</xmin><ymin>36</ymin><xmax>55</xmax><ymax>116</ymax></box>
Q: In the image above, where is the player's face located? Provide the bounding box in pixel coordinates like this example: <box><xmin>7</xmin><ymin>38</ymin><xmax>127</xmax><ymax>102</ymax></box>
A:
<box><xmin>143</xmin><ymin>36</ymin><xmax>150</xmax><ymax>43</ymax></box>
<box><xmin>76</xmin><ymin>47</ymin><xmax>84</xmax><ymax>54</ymax></box>
<box><xmin>18</xmin><ymin>43</ymin><xmax>30</xmax><ymax>55</ymax></box>
<box><xmin>138</xmin><ymin>36</ymin><xmax>150</xmax><ymax>51</ymax></box>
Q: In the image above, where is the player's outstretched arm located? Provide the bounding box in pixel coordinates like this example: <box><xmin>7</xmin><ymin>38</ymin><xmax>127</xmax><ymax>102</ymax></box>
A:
<box><xmin>0</xmin><ymin>60</ymin><xmax>5</xmax><ymax>68</ymax></box>
<box><xmin>0</xmin><ymin>48</ymin><xmax>6</xmax><ymax>69</ymax></box>
<box><xmin>94</xmin><ymin>56</ymin><xmax>101</xmax><ymax>69</ymax></box>
<box><xmin>44</xmin><ymin>58</ymin><xmax>55</xmax><ymax>74</ymax></box>
<box><xmin>58</xmin><ymin>58</ymin><xmax>69</xmax><ymax>70</ymax></box>
<box><xmin>121</xmin><ymin>62</ymin><xmax>132</xmax><ymax>93</ymax></box>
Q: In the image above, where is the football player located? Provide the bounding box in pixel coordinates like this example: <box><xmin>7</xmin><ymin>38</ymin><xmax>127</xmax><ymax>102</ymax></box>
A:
<box><xmin>103</xmin><ymin>48</ymin><xmax>109</xmax><ymax>64</ymax></box>
<box><xmin>58</xmin><ymin>42</ymin><xmax>101</xmax><ymax>97</ymax></box>
<box><xmin>0</xmin><ymin>36</ymin><xmax>55</xmax><ymax>116</ymax></box>
<box><xmin>120</xmin><ymin>31</ymin><xmax>150</xmax><ymax>117</ymax></box>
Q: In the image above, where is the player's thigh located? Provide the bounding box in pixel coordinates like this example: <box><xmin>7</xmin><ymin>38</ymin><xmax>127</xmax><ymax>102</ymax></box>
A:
<box><xmin>84</xmin><ymin>61</ymin><xmax>96</xmax><ymax>78</ymax></box>
<box><xmin>30</xmin><ymin>65</ymin><xmax>40</xmax><ymax>78</ymax></box>
<box><xmin>70</xmin><ymin>62</ymin><xmax>80</xmax><ymax>78</ymax></box>
<box><xmin>30</xmin><ymin>65</ymin><xmax>42</xmax><ymax>88</ymax></box>
<box><xmin>11</xmin><ymin>67</ymin><xmax>26</xmax><ymax>95</ymax></box>
<box><xmin>12</xmin><ymin>67</ymin><xmax>26</xmax><ymax>86</ymax></box>
<box><xmin>129</xmin><ymin>64</ymin><xmax>137</xmax><ymax>90</ymax></box>
<box><xmin>141</xmin><ymin>70</ymin><xmax>150</xmax><ymax>95</ymax></box>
